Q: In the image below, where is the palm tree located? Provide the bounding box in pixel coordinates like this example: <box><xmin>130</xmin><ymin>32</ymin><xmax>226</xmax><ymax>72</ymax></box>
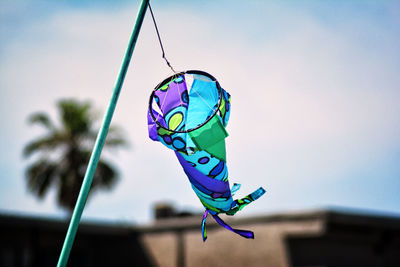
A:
<box><xmin>23</xmin><ymin>99</ymin><xmax>127</xmax><ymax>213</ymax></box>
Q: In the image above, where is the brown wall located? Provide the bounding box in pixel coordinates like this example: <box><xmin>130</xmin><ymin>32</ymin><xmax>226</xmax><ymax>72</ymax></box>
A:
<box><xmin>141</xmin><ymin>217</ymin><xmax>324</xmax><ymax>267</ymax></box>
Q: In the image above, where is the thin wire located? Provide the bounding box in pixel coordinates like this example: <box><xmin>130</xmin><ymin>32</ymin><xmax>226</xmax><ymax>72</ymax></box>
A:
<box><xmin>148</xmin><ymin>3</ymin><xmax>176</xmax><ymax>73</ymax></box>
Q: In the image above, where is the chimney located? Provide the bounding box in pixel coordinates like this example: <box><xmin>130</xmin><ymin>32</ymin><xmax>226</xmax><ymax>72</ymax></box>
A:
<box><xmin>153</xmin><ymin>203</ymin><xmax>176</xmax><ymax>220</ymax></box>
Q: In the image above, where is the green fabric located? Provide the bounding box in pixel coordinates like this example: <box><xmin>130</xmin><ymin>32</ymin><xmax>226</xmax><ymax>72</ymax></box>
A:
<box><xmin>189</xmin><ymin>116</ymin><xmax>228</xmax><ymax>161</ymax></box>
<box><xmin>203</xmin><ymin>139</ymin><xmax>226</xmax><ymax>162</ymax></box>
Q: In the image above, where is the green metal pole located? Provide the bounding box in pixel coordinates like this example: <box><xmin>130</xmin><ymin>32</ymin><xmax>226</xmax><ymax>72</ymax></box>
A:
<box><xmin>57</xmin><ymin>1</ymin><xmax>149</xmax><ymax>266</ymax></box>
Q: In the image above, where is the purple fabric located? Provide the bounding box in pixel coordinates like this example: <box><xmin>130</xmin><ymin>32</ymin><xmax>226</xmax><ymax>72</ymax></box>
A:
<box><xmin>147</xmin><ymin>109</ymin><xmax>161</xmax><ymax>141</ymax></box>
<box><xmin>148</xmin><ymin>76</ymin><xmax>188</xmax><ymax>141</ymax></box>
<box><xmin>202</xmin><ymin>209</ymin><xmax>209</xmax><ymax>220</ymax></box>
<box><xmin>175</xmin><ymin>151</ymin><xmax>230</xmax><ymax>194</ymax></box>
<box><xmin>212</xmin><ymin>214</ymin><xmax>254</xmax><ymax>239</ymax></box>
<box><xmin>201</xmin><ymin>209</ymin><xmax>209</xmax><ymax>242</ymax></box>
<box><xmin>154</xmin><ymin>77</ymin><xmax>188</xmax><ymax>114</ymax></box>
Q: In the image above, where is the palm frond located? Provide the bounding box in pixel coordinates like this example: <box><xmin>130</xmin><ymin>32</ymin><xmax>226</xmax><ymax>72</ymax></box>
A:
<box><xmin>58</xmin><ymin>99</ymin><xmax>92</xmax><ymax>136</ymax></box>
<box><xmin>28</xmin><ymin>112</ymin><xmax>55</xmax><ymax>130</ymax></box>
<box><xmin>23</xmin><ymin>132</ymin><xmax>67</xmax><ymax>157</ymax></box>
<box><xmin>26</xmin><ymin>159</ymin><xmax>58</xmax><ymax>198</ymax></box>
<box><xmin>105</xmin><ymin>126</ymin><xmax>129</xmax><ymax>148</ymax></box>
<box><xmin>93</xmin><ymin>159</ymin><xmax>118</xmax><ymax>189</ymax></box>
<box><xmin>105</xmin><ymin>136</ymin><xmax>128</xmax><ymax>147</ymax></box>
<box><xmin>57</xmin><ymin>169</ymin><xmax>82</xmax><ymax>212</ymax></box>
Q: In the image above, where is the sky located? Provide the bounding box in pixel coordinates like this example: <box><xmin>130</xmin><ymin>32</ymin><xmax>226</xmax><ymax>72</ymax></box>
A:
<box><xmin>1</xmin><ymin>0</ymin><xmax>400</xmax><ymax>224</ymax></box>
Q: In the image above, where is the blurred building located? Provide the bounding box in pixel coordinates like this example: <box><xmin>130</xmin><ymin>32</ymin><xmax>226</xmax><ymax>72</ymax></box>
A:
<box><xmin>141</xmin><ymin>207</ymin><xmax>400</xmax><ymax>267</ymax></box>
<box><xmin>1</xmin><ymin>208</ymin><xmax>399</xmax><ymax>267</ymax></box>
<box><xmin>0</xmin><ymin>214</ymin><xmax>155</xmax><ymax>267</ymax></box>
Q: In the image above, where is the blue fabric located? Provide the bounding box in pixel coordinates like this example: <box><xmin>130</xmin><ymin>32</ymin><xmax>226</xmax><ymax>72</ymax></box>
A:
<box><xmin>185</xmin><ymin>76</ymin><xmax>219</xmax><ymax>150</ymax></box>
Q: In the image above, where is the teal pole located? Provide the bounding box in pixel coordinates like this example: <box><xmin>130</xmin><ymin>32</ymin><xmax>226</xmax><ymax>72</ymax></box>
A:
<box><xmin>56</xmin><ymin>1</ymin><xmax>149</xmax><ymax>266</ymax></box>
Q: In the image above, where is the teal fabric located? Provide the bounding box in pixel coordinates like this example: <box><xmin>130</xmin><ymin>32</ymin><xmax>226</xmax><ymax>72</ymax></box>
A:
<box><xmin>185</xmin><ymin>75</ymin><xmax>220</xmax><ymax>151</ymax></box>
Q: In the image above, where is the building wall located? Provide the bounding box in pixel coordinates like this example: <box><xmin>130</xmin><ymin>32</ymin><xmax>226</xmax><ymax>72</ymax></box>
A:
<box><xmin>141</xmin><ymin>217</ymin><xmax>324</xmax><ymax>267</ymax></box>
<box><xmin>141</xmin><ymin>232</ymin><xmax>178</xmax><ymax>267</ymax></box>
<box><xmin>287</xmin><ymin>220</ymin><xmax>400</xmax><ymax>267</ymax></box>
<box><xmin>2</xmin><ymin>210</ymin><xmax>399</xmax><ymax>267</ymax></box>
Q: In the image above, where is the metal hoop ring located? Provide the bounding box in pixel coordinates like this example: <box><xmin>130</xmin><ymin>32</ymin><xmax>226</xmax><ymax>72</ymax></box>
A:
<box><xmin>148</xmin><ymin>70</ymin><xmax>223</xmax><ymax>134</ymax></box>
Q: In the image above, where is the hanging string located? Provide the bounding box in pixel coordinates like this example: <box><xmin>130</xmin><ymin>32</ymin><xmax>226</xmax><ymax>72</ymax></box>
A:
<box><xmin>148</xmin><ymin>3</ymin><xmax>176</xmax><ymax>73</ymax></box>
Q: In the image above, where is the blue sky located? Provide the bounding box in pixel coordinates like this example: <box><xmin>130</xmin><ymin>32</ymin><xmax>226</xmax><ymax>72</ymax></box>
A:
<box><xmin>1</xmin><ymin>0</ymin><xmax>400</xmax><ymax>224</ymax></box>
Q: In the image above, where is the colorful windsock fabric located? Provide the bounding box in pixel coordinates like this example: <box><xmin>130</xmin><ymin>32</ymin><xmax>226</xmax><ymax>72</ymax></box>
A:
<box><xmin>148</xmin><ymin>73</ymin><xmax>266</xmax><ymax>241</ymax></box>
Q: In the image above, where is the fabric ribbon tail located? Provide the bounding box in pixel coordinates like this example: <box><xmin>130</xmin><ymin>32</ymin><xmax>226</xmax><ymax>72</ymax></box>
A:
<box><xmin>237</xmin><ymin>186</ymin><xmax>267</xmax><ymax>211</ymax></box>
<box><xmin>226</xmin><ymin>187</ymin><xmax>267</xmax><ymax>216</ymax></box>
<box><xmin>201</xmin><ymin>210</ymin><xmax>209</xmax><ymax>242</ymax></box>
<box><xmin>230</xmin><ymin>183</ymin><xmax>241</xmax><ymax>197</ymax></box>
<box><xmin>212</xmin><ymin>214</ymin><xmax>254</xmax><ymax>239</ymax></box>
<box><xmin>250</xmin><ymin>187</ymin><xmax>266</xmax><ymax>201</ymax></box>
